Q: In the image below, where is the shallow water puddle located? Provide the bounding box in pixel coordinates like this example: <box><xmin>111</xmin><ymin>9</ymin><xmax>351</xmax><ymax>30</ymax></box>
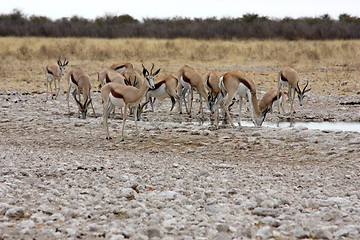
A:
<box><xmin>262</xmin><ymin>121</ymin><xmax>360</xmax><ymax>133</ymax></box>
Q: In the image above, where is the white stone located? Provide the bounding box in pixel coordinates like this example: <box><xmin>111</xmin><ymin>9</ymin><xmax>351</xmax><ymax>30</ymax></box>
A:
<box><xmin>0</xmin><ymin>203</ymin><xmax>11</xmax><ymax>215</ymax></box>
<box><xmin>160</xmin><ymin>191</ymin><xmax>177</xmax><ymax>201</ymax></box>
<box><xmin>5</xmin><ymin>207</ymin><xmax>24</xmax><ymax>218</ymax></box>
<box><xmin>256</xmin><ymin>226</ymin><xmax>273</xmax><ymax>239</ymax></box>
<box><xmin>120</xmin><ymin>188</ymin><xmax>136</xmax><ymax>200</ymax></box>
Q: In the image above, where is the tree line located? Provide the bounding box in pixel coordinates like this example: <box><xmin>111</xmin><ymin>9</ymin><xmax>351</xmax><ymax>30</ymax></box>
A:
<box><xmin>1</xmin><ymin>9</ymin><xmax>359</xmax><ymax>40</ymax></box>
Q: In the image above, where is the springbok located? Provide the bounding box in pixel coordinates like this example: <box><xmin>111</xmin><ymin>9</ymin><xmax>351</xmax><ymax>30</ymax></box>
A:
<box><xmin>45</xmin><ymin>58</ymin><xmax>69</xmax><ymax>99</ymax></box>
<box><xmin>140</xmin><ymin>75</ymin><xmax>179</xmax><ymax>113</ymax></box>
<box><xmin>204</xmin><ymin>70</ymin><xmax>220</xmax><ymax>121</ymax></box>
<box><xmin>214</xmin><ymin>72</ymin><xmax>270</xmax><ymax>128</ymax></box>
<box><xmin>277</xmin><ymin>67</ymin><xmax>311</xmax><ymax>113</ymax></box>
<box><xmin>176</xmin><ymin>65</ymin><xmax>209</xmax><ymax>117</ymax></box>
<box><xmin>102</xmin><ymin>64</ymin><xmax>160</xmax><ymax>141</ymax></box>
<box><xmin>66</xmin><ymin>68</ymin><xmax>96</xmax><ymax>119</ymax></box>
<box><xmin>259</xmin><ymin>88</ymin><xmax>286</xmax><ymax>114</ymax></box>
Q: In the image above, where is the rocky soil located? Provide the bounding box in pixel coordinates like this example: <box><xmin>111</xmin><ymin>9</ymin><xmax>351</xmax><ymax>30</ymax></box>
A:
<box><xmin>0</xmin><ymin>89</ymin><xmax>360</xmax><ymax>240</ymax></box>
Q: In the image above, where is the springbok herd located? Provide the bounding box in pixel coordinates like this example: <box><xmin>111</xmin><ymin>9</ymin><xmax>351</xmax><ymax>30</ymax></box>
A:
<box><xmin>45</xmin><ymin>59</ymin><xmax>311</xmax><ymax>141</ymax></box>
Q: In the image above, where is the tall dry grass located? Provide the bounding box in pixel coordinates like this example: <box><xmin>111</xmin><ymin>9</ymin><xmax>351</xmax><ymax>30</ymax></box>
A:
<box><xmin>0</xmin><ymin>37</ymin><xmax>359</xmax><ymax>95</ymax></box>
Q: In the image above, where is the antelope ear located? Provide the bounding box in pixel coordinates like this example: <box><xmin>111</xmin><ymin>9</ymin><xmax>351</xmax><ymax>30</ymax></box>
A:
<box><xmin>153</xmin><ymin>69</ymin><xmax>161</xmax><ymax>76</ymax></box>
<box><xmin>143</xmin><ymin>68</ymin><xmax>149</xmax><ymax>77</ymax></box>
<box><xmin>57</xmin><ymin>59</ymin><xmax>61</xmax><ymax>66</ymax></box>
<box><xmin>64</xmin><ymin>59</ymin><xmax>69</xmax><ymax>65</ymax></box>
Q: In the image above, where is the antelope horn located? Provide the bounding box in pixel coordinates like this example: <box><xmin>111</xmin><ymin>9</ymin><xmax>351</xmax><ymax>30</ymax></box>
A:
<box><xmin>142</xmin><ymin>64</ymin><xmax>149</xmax><ymax>76</ymax></box>
<box><xmin>296</xmin><ymin>82</ymin><xmax>301</xmax><ymax>94</ymax></box>
<box><xmin>302</xmin><ymin>81</ymin><xmax>309</xmax><ymax>93</ymax></box>
<box><xmin>72</xmin><ymin>89</ymin><xmax>83</xmax><ymax>108</ymax></box>
<box><xmin>150</xmin><ymin>63</ymin><xmax>154</xmax><ymax>75</ymax></box>
<box><xmin>133</xmin><ymin>76</ymin><xmax>139</xmax><ymax>87</ymax></box>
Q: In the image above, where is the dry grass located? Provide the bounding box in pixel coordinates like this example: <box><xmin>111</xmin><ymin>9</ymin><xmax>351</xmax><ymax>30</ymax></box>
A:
<box><xmin>1</xmin><ymin>37</ymin><xmax>359</xmax><ymax>95</ymax></box>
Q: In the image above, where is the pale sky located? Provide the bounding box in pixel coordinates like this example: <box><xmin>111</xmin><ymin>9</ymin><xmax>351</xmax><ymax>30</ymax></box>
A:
<box><xmin>2</xmin><ymin>0</ymin><xmax>360</xmax><ymax>21</ymax></box>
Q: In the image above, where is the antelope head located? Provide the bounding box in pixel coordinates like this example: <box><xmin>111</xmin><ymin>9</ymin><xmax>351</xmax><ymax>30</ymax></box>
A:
<box><xmin>57</xmin><ymin>58</ymin><xmax>69</xmax><ymax>76</ymax></box>
<box><xmin>207</xmin><ymin>92</ymin><xmax>218</xmax><ymax>115</ymax></box>
<box><xmin>142</xmin><ymin>63</ymin><xmax>159</xmax><ymax>89</ymax></box>
<box><xmin>295</xmin><ymin>81</ymin><xmax>311</xmax><ymax>106</ymax></box>
<box><xmin>72</xmin><ymin>89</ymin><xmax>92</xmax><ymax>119</ymax></box>
<box><xmin>256</xmin><ymin>106</ymin><xmax>271</xmax><ymax>126</ymax></box>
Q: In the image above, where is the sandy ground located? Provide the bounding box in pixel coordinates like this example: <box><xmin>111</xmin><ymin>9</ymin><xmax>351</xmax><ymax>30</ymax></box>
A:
<box><xmin>0</xmin><ymin>88</ymin><xmax>360</xmax><ymax>239</ymax></box>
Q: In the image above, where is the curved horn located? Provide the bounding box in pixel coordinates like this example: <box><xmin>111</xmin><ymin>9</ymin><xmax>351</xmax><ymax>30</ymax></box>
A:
<box><xmin>302</xmin><ymin>81</ymin><xmax>309</xmax><ymax>93</ymax></box>
<box><xmin>295</xmin><ymin>82</ymin><xmax>301</xmax><ymax>94</ymax></box>
<box><xmin>133</xmin><ymin>76</ymin><xmax>139</xmax><ymax>87</ymax></box>
<box><xmin>142</xmin><ymin>64</ymin><xmax>149</xmax><ymax>77</ymax></box>
<box><xmin>72</xmin><ymin>89</ymin><xmax>82</xmax><ymax>108</ymax></box>
<box><xmin>150</xmin><ymin>63</ymin><xmax>154</xmax><ymax>75</ymax></box>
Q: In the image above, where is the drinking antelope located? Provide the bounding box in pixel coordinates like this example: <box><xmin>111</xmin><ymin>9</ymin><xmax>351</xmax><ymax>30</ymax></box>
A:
<box><xmin>102</xmin><ymin>64</ymin><xmax>160</xmax><ymax>141</ymax></box>
<box><xmin>204</xmin><ymin>71</ymin><xmax>221</xmax><ymax>122</ymax></box>
<box><xmin>66</xmin><ymin>68</ymin><xmax>96</xmax><ymax>119</ymax></box>
<box><xmin>141</xmin><ymin>75</ymin><xmax>180</xmax><ymax>113</ymax></box>
<box><xmin>214</xmin><ymin>72</ymin><xmax>270</xmax><ymax>128</ymax></box>
<box><xmin>176</xmin><ymin>65</ymin><xmax>209</xmax><ymax>117</ymax></box>
<box><xmin>277</xmin><ymin>67</ymin><xmax>311</xmax><ymax>113</ymax></box>
<box><xmin>259</xmin><ymin>88</ymin><xmax>286</xmax><ymax>114</ymax></box>
<box><xmin>45</xmin><ymin>58</ymin><xmax>69</xmax><ymax>99</ymax></box>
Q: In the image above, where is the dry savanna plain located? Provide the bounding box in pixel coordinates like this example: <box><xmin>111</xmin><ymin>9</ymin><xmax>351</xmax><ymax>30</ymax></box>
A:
<box><xmin>0</xmin><ymin>37</ymin><xmax>360</xmax><ymax>239</ymax></box>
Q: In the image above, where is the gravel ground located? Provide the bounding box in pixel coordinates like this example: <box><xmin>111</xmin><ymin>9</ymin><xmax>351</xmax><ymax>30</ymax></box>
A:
<box><xmin>0</xmin><ymin>89</ymin><xmax>360</xmax><ymax>240</ymax></box>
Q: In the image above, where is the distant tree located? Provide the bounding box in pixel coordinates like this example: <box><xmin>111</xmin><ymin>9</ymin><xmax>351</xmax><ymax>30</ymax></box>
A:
<box><xmin>339</xmin><ymin>13</ymin><xmax>358</xmax><ymax>23</ymax></box>
<box><xmin>242</xmin><ymin>13</ymin><xmax>259</xmax><ymax>23</ymax></box>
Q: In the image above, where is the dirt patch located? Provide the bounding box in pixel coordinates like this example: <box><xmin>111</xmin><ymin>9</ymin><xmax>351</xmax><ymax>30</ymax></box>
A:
<box><xmin>1</xmin><ymin>89</ymin><xmax>359</xmax><ymax>239</ymax></box>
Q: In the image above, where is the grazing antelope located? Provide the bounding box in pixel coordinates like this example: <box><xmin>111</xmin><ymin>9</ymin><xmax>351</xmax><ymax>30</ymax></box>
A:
<box><xmin>277</xmin><ymin>67</ymin><xmax>311</xmax><ymax>113</ymax></box>
<box><xmin>45</xmin><ymin>58</ymin><xmax>69</xmax><ymax>99</ymax></box>
<box><xmin>214</xmin><ymin>72</ymin><xmax>270</xmax><ymax>128</ymax></box>
<box><xmin>259</xmin><ymin>88</ymin><xmax>286</xmax><ymax>114</ymax></box>
<box><xmin>140</xmin><ymin>75</ymin><xmax>180</xmax><ymax>113</ymax></box>
<box><xmin>176</xmin><ymin>65</ymin><xmax>209</xmax><ymax>117</ymax></box>
<box><xmin>66</xmin><ymin>68</ymin><xmax>96</xmax><ymax>119</ymax></box>
<box><xmin>204</xmin><ymin>71</ymin><xmax>221</xmax><ymax>122</ymax></box>
<box><xmin>102</xmin><ymin>64</ymin><xmax>160</xmax><ymax>141</ymax></box>
<box><xmin>110</xmin><ymin>62</ymin><xmax>134</xmax><ymax>73</ymax></box>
